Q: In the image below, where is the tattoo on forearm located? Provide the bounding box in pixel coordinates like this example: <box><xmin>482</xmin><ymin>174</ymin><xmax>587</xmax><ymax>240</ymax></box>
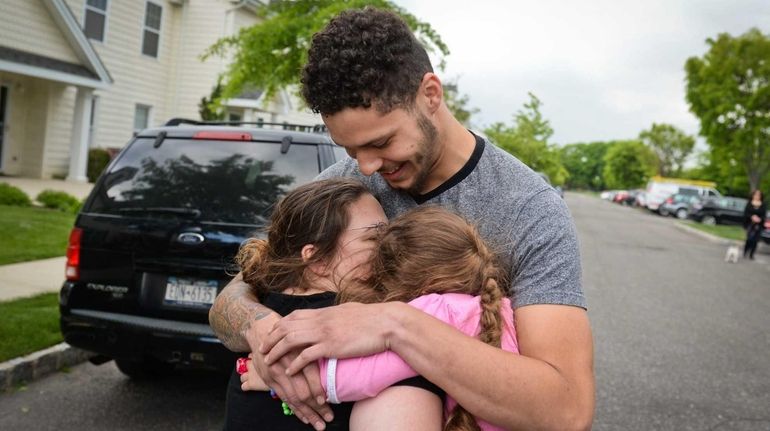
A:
<box><xmin>208</xmin><ymin>282</ymin><xmax>268</xmax><ymax>352</ymax></box>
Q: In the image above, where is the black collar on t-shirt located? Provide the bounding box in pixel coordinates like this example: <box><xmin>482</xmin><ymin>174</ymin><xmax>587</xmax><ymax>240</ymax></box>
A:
<box><xmin>413</xmin><ymin>132</ymin><xmax>485</xmax><ymax>204</ymax></box>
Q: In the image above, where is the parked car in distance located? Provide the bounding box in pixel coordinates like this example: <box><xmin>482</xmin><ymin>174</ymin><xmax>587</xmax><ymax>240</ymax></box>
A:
<box><xmin>600</xmin><ymin>190</ymin><xmax>618</xmax><ymax>201</ymax></box>
<box><xmin>659</xmin><ymin>193</ymin><xmax>700</xmax><ymax>219</ymax></box>
<box><xmin>689</xmin><ymin>196</ymin><xmax>748</xmax><ymax>225</ymax></box>
<box><xmin>59</xmin><ymin>119</ymin><xmax>342</xmax><ymax>378</ymax></box>
<box><xmin>645</xmin><ymin>177</ymin><xmax>720</xmax><ymax>213</ymax></box>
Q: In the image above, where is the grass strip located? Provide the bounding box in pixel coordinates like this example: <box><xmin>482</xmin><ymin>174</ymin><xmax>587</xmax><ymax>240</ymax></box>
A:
<box><xmin>0</xmin><ymin>293</ymin><xmax>62</xmax><ymax>362</ymax></box>
<box><xmin>0</xmin><ymin>205</ymin><xmax>75</xmax><ymax>265</ymax></box>
<box><xmin>679</xmin><ymin>220</ymin><xmax>746</xmax><ymax>241</ymax></box>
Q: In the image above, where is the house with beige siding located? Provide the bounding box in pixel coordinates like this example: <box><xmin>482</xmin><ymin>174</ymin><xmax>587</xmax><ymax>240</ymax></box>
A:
<box><xmin>0</xmin><ymin>0</ymin><xmax>319</xmax><ymax>181</ymax></box>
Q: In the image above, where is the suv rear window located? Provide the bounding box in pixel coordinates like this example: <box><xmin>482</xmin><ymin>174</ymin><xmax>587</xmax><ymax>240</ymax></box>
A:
<box><xmin>87</xmin><ymin>138</ymin><xmax>320</xmax><ymax>224</ymax></box>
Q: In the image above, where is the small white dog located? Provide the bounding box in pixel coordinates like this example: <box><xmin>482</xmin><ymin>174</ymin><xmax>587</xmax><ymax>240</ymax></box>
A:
<box><xmin>724</xmin><ymin>243</ymin><xmax>741</xmax><ymax>263</ymax></box>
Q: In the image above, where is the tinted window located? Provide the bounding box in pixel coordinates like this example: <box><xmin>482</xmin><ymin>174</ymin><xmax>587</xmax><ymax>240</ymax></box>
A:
<box><xmin>678</xmin><ymin>188</ymin><xmax>699</xmax><ymax>196</ymax></box>
<box><xmin>87</xmin><ymin>138</ymin><xmax>319</xmax><ymax>224</ymax></box>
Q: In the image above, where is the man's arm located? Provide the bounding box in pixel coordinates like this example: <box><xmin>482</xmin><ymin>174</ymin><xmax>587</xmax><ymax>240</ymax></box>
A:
<box><xmin>209</xmin><ymin>274</ymin><xmax>334</xmax><ymax>430</ymax></box>
<box><xmin>262</xmin><ymin>302</ymin><xmax>594</xmax><ymax>431</ymax></box>
<box><xmin>208</xmin><ymin>273</ymin><xmax>269</xmax><ymax>352</ymax></box>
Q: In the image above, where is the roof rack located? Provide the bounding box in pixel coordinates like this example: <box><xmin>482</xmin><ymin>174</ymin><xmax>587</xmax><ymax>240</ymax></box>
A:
<box><xmin>164</xmin><ymin>118</ymin><xmax>327</xmax><ymax>133</ymax></box>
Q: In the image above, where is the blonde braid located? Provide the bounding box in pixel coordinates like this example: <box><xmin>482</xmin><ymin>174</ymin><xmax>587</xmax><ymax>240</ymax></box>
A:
<box><xmin>445</xmin><ymin>242</ymin><xmax>506</xmax><ymax>431</ymax></box>
<box><xmin>478</xmin><ymin>275</ymin><xmax>504</xmax><ymax>348</ymax></box>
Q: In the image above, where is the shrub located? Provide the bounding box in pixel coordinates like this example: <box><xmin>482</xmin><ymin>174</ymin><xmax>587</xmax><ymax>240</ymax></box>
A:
<box><xmin>88</xmin><ymin>148</ymin><xmax>111</xmax><ymax>183</ymax></box>
<box><xmin>0</xmin><ymin>183</ymin><xmax>32</xmax><ymax>206</ymax></box>
<box><xmin>36</xmin><ymin>190</ymin><xmax>81</xmax><ymax>213</ymax></box>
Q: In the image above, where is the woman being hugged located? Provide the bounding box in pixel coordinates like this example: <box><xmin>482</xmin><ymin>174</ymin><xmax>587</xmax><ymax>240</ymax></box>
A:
<box><xmin>225</xmin><ymin>177</ymin><xmax>448</xmax><ymax>430</ymax></box>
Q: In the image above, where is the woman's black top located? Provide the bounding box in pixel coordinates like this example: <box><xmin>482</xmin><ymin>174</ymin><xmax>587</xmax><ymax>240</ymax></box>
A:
<box><xmin>222</xmin><ymin>292</ymin><xmax>442</xmax><ymax>430</ymax></box>
<box><xmin>743</xmin><ymin>201</ymin><xmax>766</xmax><ymax>230</ymax></box>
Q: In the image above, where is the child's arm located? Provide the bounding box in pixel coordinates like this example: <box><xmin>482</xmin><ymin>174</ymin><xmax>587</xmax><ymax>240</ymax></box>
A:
<box><xmin>321</xmin><ymin>294</ymin><xmax>483</xmax><ymax>402</ymax></box>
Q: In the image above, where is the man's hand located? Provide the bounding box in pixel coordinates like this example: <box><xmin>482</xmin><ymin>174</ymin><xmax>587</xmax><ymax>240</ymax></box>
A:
<box><xmin>247</xmin><ymin>312</ymin><xmax>333</xmax><ymax>430</ymax></box>
<box><xmin>260</xmin><ymin>302</ymin><xmax>393</xmax><ymax>375</ymax></box>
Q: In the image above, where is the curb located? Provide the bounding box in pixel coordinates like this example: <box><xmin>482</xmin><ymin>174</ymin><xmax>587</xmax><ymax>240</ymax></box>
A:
<box><xmin>0</xmin><ymin>342</ymin><xmax>94</xmax><ymax>393</ymax></box>
<box><xmin>674</xmin><ymin>223</ymin><xmax>737</xmax><ymax>245</ymax></box>
<box><xmin>672</xmin><ymin>221</ymin><xmax>734</xmax><ymax>245</ymax></box>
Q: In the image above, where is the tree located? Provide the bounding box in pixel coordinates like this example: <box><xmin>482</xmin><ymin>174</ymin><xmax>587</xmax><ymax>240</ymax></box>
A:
<box><xmin>638</xmin><ymin>123</ymin><xmax>695</xmax><ymax>177</ymax></box>
<box><xmin>685</xmin><ymin>28</ymin><xmax>770</xmax><ymax>191</ymax></box>
<box><xmin>602</xmin><ymin>140</ymin><xmax>658</xmax><ymax>189</ymax></box>
<box><xmin>560</xmin><ymin>141</ymin><xmax>613</xmax><ymax>190</ymax></box>
<box><xmin>199</xmin><ymin>80</ymin><xmax>226</xmax><ymax>121</ymax></box>
<box><xmin>203</xmin><ymin>0</ymin><xmax>449</xmax><ymax>105</ymax></box>
<box><xmin>485</xmin><ymin>93</ymin><xmax>568</xmax><ymax>185</ymax></box>
<box><xmin>443</xmin><ymin>79</ymin><xmax>479</xmax><ymax>127</ymax></box>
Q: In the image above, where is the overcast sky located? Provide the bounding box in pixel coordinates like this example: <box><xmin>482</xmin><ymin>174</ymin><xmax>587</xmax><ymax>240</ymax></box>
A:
<box><xmin>395</xmin><ymin>0</ymin><xmax>770</xmax><ymax>147</ymax></box>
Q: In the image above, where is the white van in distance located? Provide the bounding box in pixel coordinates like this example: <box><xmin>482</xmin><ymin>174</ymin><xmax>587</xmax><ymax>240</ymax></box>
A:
<box><xmin>645</xmin><ymin>176</ymin><xmax>721</xmax><ymax>213</ymax></box>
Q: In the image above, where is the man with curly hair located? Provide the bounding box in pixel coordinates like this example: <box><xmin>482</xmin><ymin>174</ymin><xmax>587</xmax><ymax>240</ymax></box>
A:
<box><xmin>211</xmin><ymin>7</ymin><xmax>594</xmax><ymax>431</ymax></box>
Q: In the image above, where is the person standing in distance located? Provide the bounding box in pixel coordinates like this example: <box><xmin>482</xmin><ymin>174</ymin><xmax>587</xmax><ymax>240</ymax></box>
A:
<box><xmin>209</xmin><ymin>7</ymin><xmax>595</xmax><ymax>431</ymax></box>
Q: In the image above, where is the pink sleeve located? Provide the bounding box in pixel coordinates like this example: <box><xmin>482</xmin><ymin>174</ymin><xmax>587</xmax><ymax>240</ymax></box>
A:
<box><xmin>319</xmin><ymin>294</ymin><xmax>455</xmax><ymax>403</ymax></box>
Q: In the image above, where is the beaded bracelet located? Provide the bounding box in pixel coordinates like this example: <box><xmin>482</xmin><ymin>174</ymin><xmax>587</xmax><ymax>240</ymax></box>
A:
<box><xmin>270</xmin><ymin>389</ymin><xmax>294</xmax><ymax>416</ymax></box>
<box><xmin>237</xmin><ymin>358</ymin><xmax>294</xmax><ymax>416</ymax></box>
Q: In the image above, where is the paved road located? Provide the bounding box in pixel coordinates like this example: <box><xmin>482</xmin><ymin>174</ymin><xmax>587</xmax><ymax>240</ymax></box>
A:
<box><xmin>573</xmin><ymin>193</ymin><xmax>770</xmax><ymax>431</ymax></box>
<box><xmin>1</xmin><ymin>192</ymin><xmax>769</xmax><ymax>430</ymax></box>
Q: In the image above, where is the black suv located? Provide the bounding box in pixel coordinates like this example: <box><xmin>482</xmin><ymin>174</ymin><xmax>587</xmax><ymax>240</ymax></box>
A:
<box><xmin>60</xmin><ymin>120</ymin><xmax>345</xmax><ymax>377</ymax></box>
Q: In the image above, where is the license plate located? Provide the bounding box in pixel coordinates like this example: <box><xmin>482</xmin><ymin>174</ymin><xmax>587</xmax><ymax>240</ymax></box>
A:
<box><xmin>163</xmin><ymin>277</ymin><xmax>218</xmax><ymax>308</ymax></box>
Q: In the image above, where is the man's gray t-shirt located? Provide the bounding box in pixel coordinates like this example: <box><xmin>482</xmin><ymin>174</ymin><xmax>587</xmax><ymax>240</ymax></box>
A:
<box><xmin>318</xmin><ymin>133</ymin><xmax>585</xmax><ymax>309</ymax></box>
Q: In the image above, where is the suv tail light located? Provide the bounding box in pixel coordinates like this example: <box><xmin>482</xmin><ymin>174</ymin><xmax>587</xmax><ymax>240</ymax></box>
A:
<box><xmin>192</xmin><ymin>131</ymin><xmax>252</xmax><ymax>141</ymax></box>
<box><xmin>66</xmin><ymin>228</ymin><xmax>83</xmax><ymax>281</ymax></box>
<box><xmin>665</xmin><ymin>197</ymin><xmax>673</xmax><ymax>204</ymax></box>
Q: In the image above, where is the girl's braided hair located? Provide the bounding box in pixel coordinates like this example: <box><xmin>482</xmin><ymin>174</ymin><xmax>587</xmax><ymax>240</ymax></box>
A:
<box><xmin>339</xmin><ymin>206</ymin><xmax>509</xmax><ymax>431</ymax></box>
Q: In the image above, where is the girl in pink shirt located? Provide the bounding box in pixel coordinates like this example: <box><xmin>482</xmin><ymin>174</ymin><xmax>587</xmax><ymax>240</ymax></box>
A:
<box><xmin>327</xmin><ymin>206</ymin><xmax>518</xmax><ymax>431</ymax></box>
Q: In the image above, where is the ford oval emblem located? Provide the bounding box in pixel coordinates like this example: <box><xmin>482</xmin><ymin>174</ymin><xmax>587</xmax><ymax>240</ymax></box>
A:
<box><xmin>177</xmin><ymin>232</ymin><xmax>205</xmax><ymax>245</ymax></box>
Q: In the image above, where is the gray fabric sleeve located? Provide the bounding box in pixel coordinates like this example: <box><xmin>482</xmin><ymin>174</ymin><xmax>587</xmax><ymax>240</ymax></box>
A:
<box><xmin>315</xmin><ymin>158</ymin><xmax>354</xmax><ymax>181</ymax></box>
<box><xmin>510</xmin><ymin>189</ymin><xmax>586</xmax><ymax>309</ymax></box>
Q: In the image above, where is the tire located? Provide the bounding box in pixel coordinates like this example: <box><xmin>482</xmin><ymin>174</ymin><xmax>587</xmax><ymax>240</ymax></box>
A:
<box><xmin>659</xmin><ymin>207</ymin><xmax>670</xmax><ymax>217</ymax></box>
<box><xmin>675</xmin><ymin>208</ymin><xmax>688</xmax><ymax>220</ymax></box>
<box><xmin>115</xmin><ymin>357</ymin><xmax>174</xmax><ymax>379</ymax></box>
<box><xmin>701</xmin><ymin>215</ymin><xmax>717</xmax><ymax>225</ymax></box>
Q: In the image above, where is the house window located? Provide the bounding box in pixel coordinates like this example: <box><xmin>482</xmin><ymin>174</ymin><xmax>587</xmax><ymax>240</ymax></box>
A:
<box><xmin>84</xmin><ymin>0</ymin><xmax>108</xmax><ymax>42</ymax></box>
<box><xmin>134</xmin><ymin>104</ymin><xmax>151</xmax><ymax>132</ymax></box>
<box><xmin>141</xmin><ymin>1</ymin><xmax>163</xmax><ymax>57</ymax></box>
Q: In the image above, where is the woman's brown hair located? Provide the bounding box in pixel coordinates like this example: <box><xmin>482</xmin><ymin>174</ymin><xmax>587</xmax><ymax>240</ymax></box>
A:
<box><xmin>339</xmin><ymin>206</ymin><xmax>509</xmax><ymax>431</ymax></box>
<box><xmin>235</xmin><ymin>178</ymin><xmax>371</xmax><ymax>299</ymax></box>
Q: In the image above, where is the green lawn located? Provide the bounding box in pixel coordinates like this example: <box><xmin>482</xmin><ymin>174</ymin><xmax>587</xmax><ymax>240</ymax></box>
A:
<box><xmin>0</xmin><ymin>293</ymin><xmax>62</xmax><ymax>362</ymax></box>
<box><xmin>0</xmin><ymin>205</ymin><xmax>76</xmax><ymax>265</ymax></box>
<box><xmin>679</xmin><ymin>220</ymin><xmax>746</xmax><ymax>241</ymax></box>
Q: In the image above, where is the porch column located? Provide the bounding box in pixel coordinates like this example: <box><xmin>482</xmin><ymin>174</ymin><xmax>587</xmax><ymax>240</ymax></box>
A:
<box><xmin>66</xmin><ymin>86</ymin><xmax>93</xmax><ymax>182</ymax></box>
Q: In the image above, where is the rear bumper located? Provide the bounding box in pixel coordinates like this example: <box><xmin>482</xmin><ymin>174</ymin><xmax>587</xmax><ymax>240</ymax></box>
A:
<box><xmin>60</xmin><ymin>307</ymin><xmax>237</xmax><ymax>370</ymax></box>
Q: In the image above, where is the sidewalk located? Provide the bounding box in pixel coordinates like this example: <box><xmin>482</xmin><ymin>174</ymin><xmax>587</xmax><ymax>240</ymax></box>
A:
<box><xmin>0</xmin><ymin>257</ymin><xmax>65</xmax><ymax>302</ymax></box>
